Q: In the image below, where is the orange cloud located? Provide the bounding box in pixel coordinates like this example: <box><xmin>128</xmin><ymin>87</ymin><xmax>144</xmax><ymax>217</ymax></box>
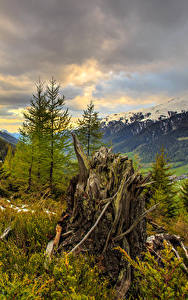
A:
<box><xmin>60</xmin><ymin>59</ymin><xmax>109</xmax><ymax>86</ymax></box>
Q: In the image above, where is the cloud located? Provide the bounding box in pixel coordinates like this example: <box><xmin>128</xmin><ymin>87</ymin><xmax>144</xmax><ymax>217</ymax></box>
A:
<box><xmin>93</xmin><ymin>69</ymin><xmax>188</xmax><ymax>99</ymax></box>
<box><xmin>0</xmin><ymin>0</ymin><xmax>188</xmax><ymax>130</ymax></box>
<box><xmin>63</xmin><ymin>84</ymin><xmax>83</xmax><ymax>100</ymax></box>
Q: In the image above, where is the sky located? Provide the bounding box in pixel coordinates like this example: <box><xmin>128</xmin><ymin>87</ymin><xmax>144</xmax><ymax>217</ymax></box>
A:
<box><xmin>0</xmin><ymin>0</ymin><xmax>188</xmax><ymax>132</ymax></box>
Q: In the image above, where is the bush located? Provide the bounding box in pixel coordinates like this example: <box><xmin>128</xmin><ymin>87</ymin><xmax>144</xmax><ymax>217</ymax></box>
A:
<box><xmin>119</xmin><ymin>242</ymin><xmax>188</xmax><ymax>299</ymax></box>
<box><xmin>0</xmin><ymin>249</ymin><xmax>113</xmax><ymax>299</ymax></box>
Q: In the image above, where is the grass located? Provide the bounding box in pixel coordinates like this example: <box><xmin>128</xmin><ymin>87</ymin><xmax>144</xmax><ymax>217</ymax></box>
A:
<box><xmin>134</xmin><ymin>160</ymin><xmax>188</xmax><ymax>176</ymax></box>
<box><xmin>140</xmin><ymin>162</ymin><xmax>188</xmax><ymax>176</ymax></box>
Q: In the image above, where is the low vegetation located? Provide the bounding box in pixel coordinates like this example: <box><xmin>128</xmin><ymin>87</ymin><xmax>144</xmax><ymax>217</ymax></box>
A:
<box><xmin>119</xmin><ymin>242</ymin><xmax>188</xmax><ymax>299</ymax></box>
<box><xmin>0</xmin><ymin>205</ymin><xmax>113</xmax><ymax>299</ymax></box>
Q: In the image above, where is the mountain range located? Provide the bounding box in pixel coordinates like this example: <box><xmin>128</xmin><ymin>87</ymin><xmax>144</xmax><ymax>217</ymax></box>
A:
<box><xmin>101</xmin><ymin>98</ymin><xmax>188</xmax><ymax>165</ymax></box>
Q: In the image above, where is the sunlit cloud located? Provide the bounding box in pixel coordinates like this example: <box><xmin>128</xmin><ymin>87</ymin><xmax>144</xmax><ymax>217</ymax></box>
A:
<box><xmin>61</xmin><ymin>60</ymin><xmax>110</xmax><ymax>87</ymax></box>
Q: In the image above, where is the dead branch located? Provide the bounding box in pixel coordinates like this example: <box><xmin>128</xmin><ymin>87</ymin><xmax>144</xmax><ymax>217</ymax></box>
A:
<box><xmin>114</xmin><ymin>203</ymin><xmax>159</xmax><ymax>242</ymax></box>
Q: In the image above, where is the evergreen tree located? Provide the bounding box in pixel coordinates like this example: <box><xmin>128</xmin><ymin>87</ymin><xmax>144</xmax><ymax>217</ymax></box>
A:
<box><xmin>180</xmin><ymin>179</ymin><xmax>188</xmax><ymax>212</ymax></box>
<box><xmin>46</xmin><ymin>77</ymin><xmax>71</xmax><ymax>191</ymax></box>
<box><xmin>150</xmin><ymin>148</ymin><xmax>177</xmax><ymax>218</ymax></box>
<box><xmin>20</xmin><ymin>79</ymin><xmax>50</xmax><ymax>187</ymax></box>
<box><xmin>77</xmin><ymin>101</ymin><xmax>103</xmax><ymax>156</ymax></box>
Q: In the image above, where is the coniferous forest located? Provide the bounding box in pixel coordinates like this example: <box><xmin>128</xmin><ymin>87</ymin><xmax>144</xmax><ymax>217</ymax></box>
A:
<box><xmin>0</xmin><ymin>79</ymin><xmax>187</xmax><ymax>299</ymax></box>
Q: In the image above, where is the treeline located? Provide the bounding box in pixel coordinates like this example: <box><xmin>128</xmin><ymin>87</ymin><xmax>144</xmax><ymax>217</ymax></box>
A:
<box><xmin>2</xmin><ymin>78</ymin><xmax>103</xmax><ymax>194</ymax></box>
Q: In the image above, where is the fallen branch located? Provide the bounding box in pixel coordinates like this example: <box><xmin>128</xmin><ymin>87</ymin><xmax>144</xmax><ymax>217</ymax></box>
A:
<box><xmin>170</xmin><ymin>244</ymin><xmax>188</xmax><ymax>273</ymax></box>
<box><xmin>44</xmin><ymin>240</ymin><xmax>54</xmax><ymax>269</ymax></box>
<box><xmin>61</xmin><ymin>230</ymin><xmax>73</xmax><ymax>239</ymax></box>
<box><xmin>0</xmin><ymin>226</ymin><xmax>12</xmax><ymax>240</ymax></box>
<box><xmin>180</xmin><ymin>241</ymin><xmax>188</xmax><ymax>260</ymax></box>
<box><xmin>147</xmin><ymin>219</ymin><xmax>166</xmax><ymax>233</ymax></box>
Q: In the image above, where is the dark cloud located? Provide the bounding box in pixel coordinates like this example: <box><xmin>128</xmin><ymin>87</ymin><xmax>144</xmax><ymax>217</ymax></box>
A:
<box><xmin>1</xmin><ymin>0</ymin><xmax>188</xmax><ymax>76</ymax></box>
<box><xmin>93</xmin><ymin>68</ymin><xmax>188</xmax><ymax>99</ymax></box>
<box><xmin>0</xmin><ymin>93</ymin><xmax>31</xmax><ymax>108</ymax></box>
<box><xmin>0</xmin><ymin>0</ymin><xmax>188</xmax><ymax>121</ymax></box>
<box><xmin>62</xmin><ymin>85</ymin><xmax>83</xmax><ymax>100</ymax></box>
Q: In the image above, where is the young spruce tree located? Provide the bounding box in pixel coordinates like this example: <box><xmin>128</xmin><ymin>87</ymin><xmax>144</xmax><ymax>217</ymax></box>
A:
<box><xmin>150</xmin><ymin>147</ymin><xmax>177</xmax><ymax>218</ymax></box>
<box><xmin>46</xmin><ymin>77</ymin><xmax>71</xmax><ymax>191</ymax></box>
<box><xmin>77</xmin><ymin>101</ymin><xmax>103</xmax><ymax>156</ymax></box>
<box><xmin>21</xmin><ymin>79</ymin><xmax>49</xmax><ymax>187</ymax></box>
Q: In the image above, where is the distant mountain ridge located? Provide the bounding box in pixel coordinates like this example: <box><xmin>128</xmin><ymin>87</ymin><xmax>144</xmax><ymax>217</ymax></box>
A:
<box><xmin>102</xmin><ymin>98</ymin><xmax>188</xmax><ymax>126</ymax></box>
<box><xmin>0</xmin><ymin>130</ymin><xmax>18</xmax><ymax>161</ymax></box>
<box><xmin>0</xmin><ymin>130</ymin><xmax>18</xmax><ymax>146</ymax></box>
<box><xmin>102</xmin><ymin>98</ymin><xmax>188</xmax><ymax>164</ymax></box>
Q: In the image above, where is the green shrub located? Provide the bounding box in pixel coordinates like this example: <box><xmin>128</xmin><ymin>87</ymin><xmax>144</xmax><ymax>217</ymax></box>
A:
<box><xmin>50</xmin><ymin>253</ymin><xmax>113</xmax><ymax>299</ymax></box>
<box><xmin>0</xmin><ymin>249</ymin><xmax>113</xmax><ymax>299</ymax></box>
<box><xmin>119</xmin><ymin>242</ymin><xmax>188</xmax><ymax>299</ymax></box>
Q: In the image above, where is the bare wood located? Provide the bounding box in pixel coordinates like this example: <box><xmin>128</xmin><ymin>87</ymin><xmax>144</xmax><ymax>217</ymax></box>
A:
<box><xmin>69</xmin><ymin>198</ymin><xmax>112</xmax><ymax>254</ymax></box>
<box><xmin>0</xmin><ymin>226</ymin><xmax>12</xmax><ymax>240</ymax></box>
<box><xmin>44</xmin><ymin>239</ymin><xmax>54</xmax><ymax>268</ymax></box>
<box><xmin>180</xmin><ymin>241</ymin><xmax>188</xmax><ymax>260</ymax></box>
<box><xmin>115</xmin><ymin>237</ymin><xmax>131</xmax><ymax>299</ymax></box>
<box><xmin>72</xmin><ymin>133</ymin><xmax>89</xmax><ymax>185</ymax></box>
<box><xmin>167</xmin><ymin>242</ymin><xmax>188</xmax><ymax>274</ymax></box>
<box><xmin>147</xmin><ymin>219</ymin><xmax>166</xmax><ymax>233</ymax></box>
<box><xmin>61</xmin><ymin>230</ymin><xmax>73</xmax><ymax>238</ymax></box>
<box><xmin>53</xmin><ymin>224</ymin><xmax>63</xmax><ymax>247</ymax></box>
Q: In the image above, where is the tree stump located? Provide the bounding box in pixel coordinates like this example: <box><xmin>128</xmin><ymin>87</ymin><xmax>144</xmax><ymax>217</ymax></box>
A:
<box><xmin>50</xmin><ymin>134</ymin><xmax>150</xmax><ymax>299</ymax></box>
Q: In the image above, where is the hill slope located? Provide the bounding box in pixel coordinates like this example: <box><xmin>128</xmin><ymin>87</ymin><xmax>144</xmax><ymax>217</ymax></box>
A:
<box><xmin>0</xmin><ymin>131</ymin><xmax>18</xmax><ymax>161</ymax></box>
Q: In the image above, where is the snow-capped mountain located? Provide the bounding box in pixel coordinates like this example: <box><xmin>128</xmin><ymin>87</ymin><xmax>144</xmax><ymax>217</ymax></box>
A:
<box><xmin>102</xmin><ymin>98</ymin><xmax>188</xmax><ymax>164</ymax></box>
<box><xmin>102</xmin><ymin>98</ymin><xmax>188</xmax><ymax>126</ymax></box>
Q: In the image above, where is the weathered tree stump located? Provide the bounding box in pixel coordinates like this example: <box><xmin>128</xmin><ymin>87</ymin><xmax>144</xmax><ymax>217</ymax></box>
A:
<box><xmin>48</xmin><ymin>134</ymin><xmax>150</xmax><ymax>299</ymax></box>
